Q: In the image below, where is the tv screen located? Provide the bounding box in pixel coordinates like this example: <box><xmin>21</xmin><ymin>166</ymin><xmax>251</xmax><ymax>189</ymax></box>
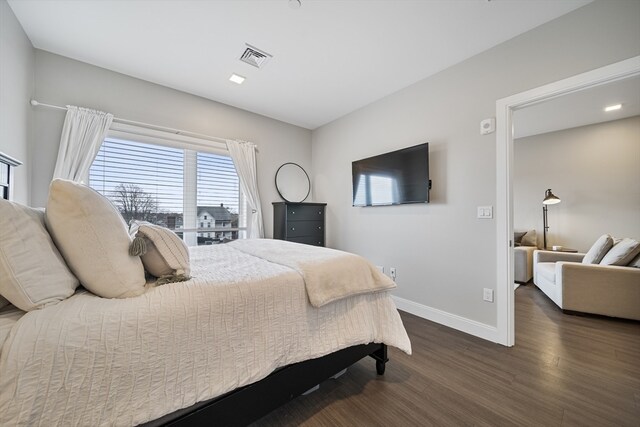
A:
<box><xmin>352</xmin><ymin>143</ymin><xmax>430</xmax><ymax>207</ymax></box>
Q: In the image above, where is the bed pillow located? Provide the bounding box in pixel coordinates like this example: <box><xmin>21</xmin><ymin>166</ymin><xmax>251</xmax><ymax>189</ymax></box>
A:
<box><xmin>599</xmin><ymin>238</ymin><xmax>640</xmax><ymax>266</ymax></box>
<box><xmin>0</xmin><ymin>199</ymin><xmax>79</xmax><ymax>311</ymax></box>
<box><xmin>129</xmin><ymin>221</ymin><xmax>190</xmax><ymax>284</ymax></box>
<box><xmin>45</xmin><ymin>179</ymin><xmax>146</xmax><ymax>298</ymax></box>
<box><xmin>582</xmin><ymin>234</ymin><xmax>614</xmax><ymax>264</ymax></box>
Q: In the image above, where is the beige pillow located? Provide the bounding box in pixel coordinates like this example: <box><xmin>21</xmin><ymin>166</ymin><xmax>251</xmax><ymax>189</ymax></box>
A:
<box><xmin>46</xmin><ymin>179</ymin><xmax>146</xmax><ymax>298</ymax></box>
<box><xmin>129</xmin><ymin>221</ymin><xmax>190</xmax><ymax>283</ymax></box>
<box><xmin>582</xmin><ymin>234</ymin><xmax>614</xmax><ymax>264</ymax></box>
<box><xmin>521</xmin><ymin>229</ymin><xmax>537</xmax><ymax>247</ymax></box>
<box><xmin>600</xmin><ymin>238</ymin><xmax>640</xmax><ymax>266</ymax></box>
<box><xmin>0</xmin><ymin>200</ymin><xmax>78</xmax><ymax>311</ymax></box>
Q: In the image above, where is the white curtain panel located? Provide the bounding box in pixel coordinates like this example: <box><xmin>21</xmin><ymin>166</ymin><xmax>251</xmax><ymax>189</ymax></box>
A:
<box><xmin>226</xmin><ymin>139</ymin><xmax>264</xmax><ymax>239</ymax></box>
<box><xmin>53</xmin><ymin>106</ymin><xmax>114</xmax><ymax>182</ymax></box>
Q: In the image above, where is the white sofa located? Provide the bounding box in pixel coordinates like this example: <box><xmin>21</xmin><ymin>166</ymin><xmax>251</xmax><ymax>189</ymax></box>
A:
<box><xmin>514</xmin><ymin>246</ymin><xmax>536</xmax><ymax>283</ymax></box>
<box><xmin>533</xmin><ymin>250</ymin><xmax>640</xmax><ymax>320</ymax></box>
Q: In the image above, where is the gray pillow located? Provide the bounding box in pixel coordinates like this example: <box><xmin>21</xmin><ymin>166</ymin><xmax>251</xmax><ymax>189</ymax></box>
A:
<box><xmin>514</xmin><ymin>231</ymin><xmax>527</xmax><ymax>246</ymax></box>
<box><xmin>600</xmin><ymin>238</ymin><xmax>640</xmax><ymax>266</ymax></box>
<box><xmin>582</xmin><ymin>234</ymin><xmax>614</xmax><ymax>264</ymax></box>
<box><xmin>628</xmin><ymin>252</ymin><xmax>640</xmax><ymax>268</ymax></box>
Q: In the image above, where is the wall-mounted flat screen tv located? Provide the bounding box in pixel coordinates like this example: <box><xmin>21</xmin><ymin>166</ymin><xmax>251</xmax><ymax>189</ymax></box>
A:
<box><xmin>352</xmin><ymin>143</ymin><xmax>430</xmax><ymax>207</ymax></box>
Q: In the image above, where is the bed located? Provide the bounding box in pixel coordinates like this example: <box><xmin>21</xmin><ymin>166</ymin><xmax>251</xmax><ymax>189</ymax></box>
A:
<box><xmin>0</xmin><ymin>236</ymin><xmax>411</xmax><ymax>425</ymax></box>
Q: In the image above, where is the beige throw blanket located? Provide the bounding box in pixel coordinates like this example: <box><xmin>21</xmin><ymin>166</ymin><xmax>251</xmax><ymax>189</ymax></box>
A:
<box><xmin>229</xmin><ymin>239</ymin><xmax>395</xmax><ymax>307</ymax></box>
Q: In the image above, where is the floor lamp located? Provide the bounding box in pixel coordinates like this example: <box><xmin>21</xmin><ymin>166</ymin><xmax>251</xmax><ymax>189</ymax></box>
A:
<box><xmin>542</xmin><ymin>189</ymin><xmax>561</xmax><ymax>249</ymax></box>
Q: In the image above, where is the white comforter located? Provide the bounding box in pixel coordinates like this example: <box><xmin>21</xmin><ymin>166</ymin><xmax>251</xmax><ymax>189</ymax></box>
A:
<box><xmin>0</xmin><ymin>243</ymin><xmax>411</xmax><ymax>426</ymax></box>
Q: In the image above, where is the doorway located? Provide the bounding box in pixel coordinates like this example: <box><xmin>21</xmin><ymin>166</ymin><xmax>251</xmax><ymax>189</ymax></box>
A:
<box><xmin>495</xmin><ymin>55</ymin><xmax>640</xmax><ymax>346</ymax></box>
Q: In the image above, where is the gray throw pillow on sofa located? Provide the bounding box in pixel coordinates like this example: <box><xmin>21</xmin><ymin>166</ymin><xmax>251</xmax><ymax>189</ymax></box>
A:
<box><xmin>600</xmin><ymin>238</ymin><xmax>640</xmax><ymax>266</ymax></box>
<box><xmin>582</xmin><ymin>234</ymin><xmax>614</xmax><ymax>264</ymax></box>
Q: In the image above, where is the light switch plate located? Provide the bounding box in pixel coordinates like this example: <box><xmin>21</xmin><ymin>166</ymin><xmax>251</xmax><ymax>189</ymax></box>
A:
<box><xmin>477</xmin><ymin>206</ymin><xmax>493</xmax><ymax>219</ymax></box>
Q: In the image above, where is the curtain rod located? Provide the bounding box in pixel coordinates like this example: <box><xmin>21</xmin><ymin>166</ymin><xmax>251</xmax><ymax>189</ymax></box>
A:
<box><xmin>30</xmin><ymin>99</ymin><xmax>234</xmax><ymax>146</ymax></box>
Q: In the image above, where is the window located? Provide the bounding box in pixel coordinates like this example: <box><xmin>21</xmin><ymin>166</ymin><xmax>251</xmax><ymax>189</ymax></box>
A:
<box><xmin>89</xmin><ymin>136</ymin><xmax>245</xmax><ymax>246</ymax></box>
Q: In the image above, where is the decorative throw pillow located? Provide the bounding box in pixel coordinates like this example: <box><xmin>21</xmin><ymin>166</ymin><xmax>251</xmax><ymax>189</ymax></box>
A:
<box><xmin>0</xmin><ymin>199</ymin><xmax>79</xmax><ymax>311</ymax></box>
<box><xmin>582</xmin><ymin>234</ymin><xmax>614</xmax><ymax>264</ymax></box>
<box><xmin>514</xmin><ymin>231</ymin><xmax>527</xmax><ymax>247</ymax></box>
<box><xmin>628</xmin><ymin>253</ymin><xmax>640</xmax><ymax>269</ymax></box>
<box><xmin>45</xmin><ymin>179</ymin><xmax>146</xmax><ymax>299</ymax></box>
<box><xmin>599</xmin><ymin>238</ymin><xmax>640</xmax><ymax>266</ymax></box>
<box><xmin>129</xmin><ymin>221</ymin><xmax>190</xmax><ymax>284</ymax></box>
<box><xmin>520</xmin><ymin>229</ymin><xmax>537</xmax><ymax>247</ymax></box>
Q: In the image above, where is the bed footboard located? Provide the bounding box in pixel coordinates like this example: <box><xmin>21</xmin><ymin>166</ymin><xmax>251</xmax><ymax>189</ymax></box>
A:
<box><xmin>146</xmin><ymin>343</ymin><xmax>387</xmax><ymax>427</ymax></box>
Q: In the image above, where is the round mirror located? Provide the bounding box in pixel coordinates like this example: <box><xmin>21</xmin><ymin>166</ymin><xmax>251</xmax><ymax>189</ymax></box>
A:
<box><xmin>275</xmin><ymin>162</ymin><xmax>310</xmax><ymax>203</ymax></box>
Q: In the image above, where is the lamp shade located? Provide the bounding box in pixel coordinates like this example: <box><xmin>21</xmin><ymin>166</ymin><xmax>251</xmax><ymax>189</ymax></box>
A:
<box><xmin>542</xmin><ymin>189</ymin><xmax>561</xmax><ymax>205</ymax></box>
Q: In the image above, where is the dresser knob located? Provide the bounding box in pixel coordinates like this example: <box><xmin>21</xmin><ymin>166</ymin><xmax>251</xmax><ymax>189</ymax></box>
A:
<box><xmin>292</xmin><ymin>211</ymin><xmax>295</xmax><ymax>214</ymax></box>
<box><xmin>291</xmin><ymin>227</ymin><xmax>295</xmax><ymax>231</ymax></box>
<box><xmin>318</xmin><ymin>226</ymin><xmax>322</xmax><ymax>230</ymax></box>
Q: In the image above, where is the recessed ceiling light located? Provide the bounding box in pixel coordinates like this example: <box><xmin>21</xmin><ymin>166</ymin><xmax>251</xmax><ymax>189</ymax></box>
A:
<box><xmin>604</xmin><ymin>104</ymin><xmax>622</xmax><ymax>112</ymax></box>
<box><xmin>229</xmin><ymin>74</ymin><xmax>245</xmax><ymax>85</ymax></box>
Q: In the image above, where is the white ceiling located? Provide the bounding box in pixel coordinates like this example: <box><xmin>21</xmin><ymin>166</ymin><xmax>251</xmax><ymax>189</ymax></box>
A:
<box><xmin>514</xmin><ymin>75</ymin><xmax>640</xmax><ymax>139</ymax></box>
<box><xmin>9</xmin><ymin>0</ymin><xmax>592</xmax><ymax>130</ymax></box>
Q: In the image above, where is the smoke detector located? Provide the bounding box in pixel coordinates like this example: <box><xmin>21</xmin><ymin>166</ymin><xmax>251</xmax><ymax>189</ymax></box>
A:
<box><xmin>240</xmin><ymin>44</ymin><xmax>273</xmax><ymax>69</ymax></box>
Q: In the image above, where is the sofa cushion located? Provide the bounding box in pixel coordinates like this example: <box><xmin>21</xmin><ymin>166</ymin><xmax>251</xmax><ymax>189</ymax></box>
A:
<box><xmin>45</xmin><ymin>179</ymin><xmax>146</xmax><ymax>299</ymax></box>
<box><xmin>536</xmin><ymin>262</ymin><xmax>556</xmax><ymax>284</ymax></box>
<box><xmin>600</xmin><ymin>238</ymin><xmax>640</xmax><ymax>266</ymax></box>
<box><xmin>582</xmin><ymin>234</ymin><xmax>614</xmax><ymax>264</ymax></box>
<box><xmin>0</xmin><ymin>199</ymin><xmax>79</xmax><ymax>311</ymax></box>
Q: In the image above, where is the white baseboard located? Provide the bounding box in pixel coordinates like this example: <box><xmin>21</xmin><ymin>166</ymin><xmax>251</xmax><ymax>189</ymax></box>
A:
<box><xmin>392</xmin><ymin>296</ymin><xmax>499</xmax><ymax>343</ymax></box>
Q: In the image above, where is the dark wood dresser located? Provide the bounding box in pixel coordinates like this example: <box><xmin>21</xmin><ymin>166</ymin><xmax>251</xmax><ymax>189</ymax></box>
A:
<box><xmin>273</xmin><ymin>202</ymin><xmax>327</xmax><ymax>247</ymax></box>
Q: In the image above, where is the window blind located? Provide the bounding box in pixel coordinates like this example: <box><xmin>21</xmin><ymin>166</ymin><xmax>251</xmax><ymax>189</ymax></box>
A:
<box><xmin>89</xmin><ymin>137</ymin><xmax>244</xmax><ymax>245</ymax></box>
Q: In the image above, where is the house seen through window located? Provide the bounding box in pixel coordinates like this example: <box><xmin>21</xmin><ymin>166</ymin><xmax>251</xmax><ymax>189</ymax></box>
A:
<box><xmin>89</xmin><ymin>137</ymin><xmax>245</xmax><ymax>246</ymax></box>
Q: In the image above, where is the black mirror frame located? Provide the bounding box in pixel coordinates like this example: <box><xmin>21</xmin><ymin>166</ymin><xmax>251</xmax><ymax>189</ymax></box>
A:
<box><xmin>275</xmin><ymin>162</ymin><xmax>311</xmax><ymax>203</ymax></box>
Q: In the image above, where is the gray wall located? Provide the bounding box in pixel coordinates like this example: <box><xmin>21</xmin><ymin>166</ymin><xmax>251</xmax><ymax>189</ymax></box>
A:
<box><xmin>0</xmin><ymin>0</ymin><xmax>33</xmax><ymax>204</ymax></box>
<box><xmin>32</xmin><ymin>50</ymin><xmax>312</xmax><ymax>237</ymax></box>
<box><xmin>311</xmin><ymin>0</ymin><xmax>640</xmax><ymax>326</ymax></box>
<box><xmin>514</xmin><ymin>116</ymin><xmax>640</xmax><ymax>252</ymax></box>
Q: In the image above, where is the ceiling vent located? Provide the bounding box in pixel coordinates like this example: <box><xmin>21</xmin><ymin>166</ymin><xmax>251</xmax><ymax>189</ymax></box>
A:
<box><xmin>240</xmin><ymin>44</ymin><xmax>273</xmax><ymax>69</ymax></box>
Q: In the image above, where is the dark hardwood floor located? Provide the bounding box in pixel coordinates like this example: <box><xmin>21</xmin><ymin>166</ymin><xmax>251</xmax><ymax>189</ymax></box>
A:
<box><xmin>253</xmin><ymin>284</ymin><xmax>640</xmax><ymax>426</ymax></box>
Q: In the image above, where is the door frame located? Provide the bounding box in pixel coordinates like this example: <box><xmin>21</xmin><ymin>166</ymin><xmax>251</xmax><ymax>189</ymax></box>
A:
<box><xmin>495</xmin><ymin>55</ymin><xmax>640</xmax><ymax>346</ymax></box>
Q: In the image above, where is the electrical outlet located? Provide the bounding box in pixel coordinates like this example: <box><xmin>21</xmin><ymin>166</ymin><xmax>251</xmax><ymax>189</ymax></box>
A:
<box><xmin>483</xmin><ymin>288</ymin><xmax>494</xmax><ymax>302</ymax></box>
<box><xmin>389</xmin><ymin>267</ymin><xmax>397</xmax><ymax>280</ymax></box>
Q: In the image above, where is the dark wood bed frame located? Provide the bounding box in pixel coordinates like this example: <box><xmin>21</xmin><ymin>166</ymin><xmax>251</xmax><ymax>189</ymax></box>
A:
<box><xmin>144</xmin><ymin>343</ymin><xmax>388</xmax><ymax>427</ymax></box>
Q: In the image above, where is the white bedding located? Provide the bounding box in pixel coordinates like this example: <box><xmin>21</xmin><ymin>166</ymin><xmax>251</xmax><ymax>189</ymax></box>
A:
<box><xmin>0</xmin><ymin>243</ymin><xmax>411</xmax><ymax>426</ymax></box>
<box><xmin>0</xmin><ymin>306</ymin><xmax>24</xmax><ymax>350</ymax></box>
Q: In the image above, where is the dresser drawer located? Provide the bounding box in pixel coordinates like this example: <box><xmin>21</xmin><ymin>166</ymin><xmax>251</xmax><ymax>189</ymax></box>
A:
<box><xmin>288</xmin><ymin>236</ymin><xmax>325</xmax><ymax>247</ymax></box>
<box><xmin>286</xmin><ymin>205</ymin><xmax>325</xmax><ymax>221</ymax></box>
<box><xmin>286</xmin><ymin>220</ymin><xmax>323</xmax><ymax>237</ymax></box>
